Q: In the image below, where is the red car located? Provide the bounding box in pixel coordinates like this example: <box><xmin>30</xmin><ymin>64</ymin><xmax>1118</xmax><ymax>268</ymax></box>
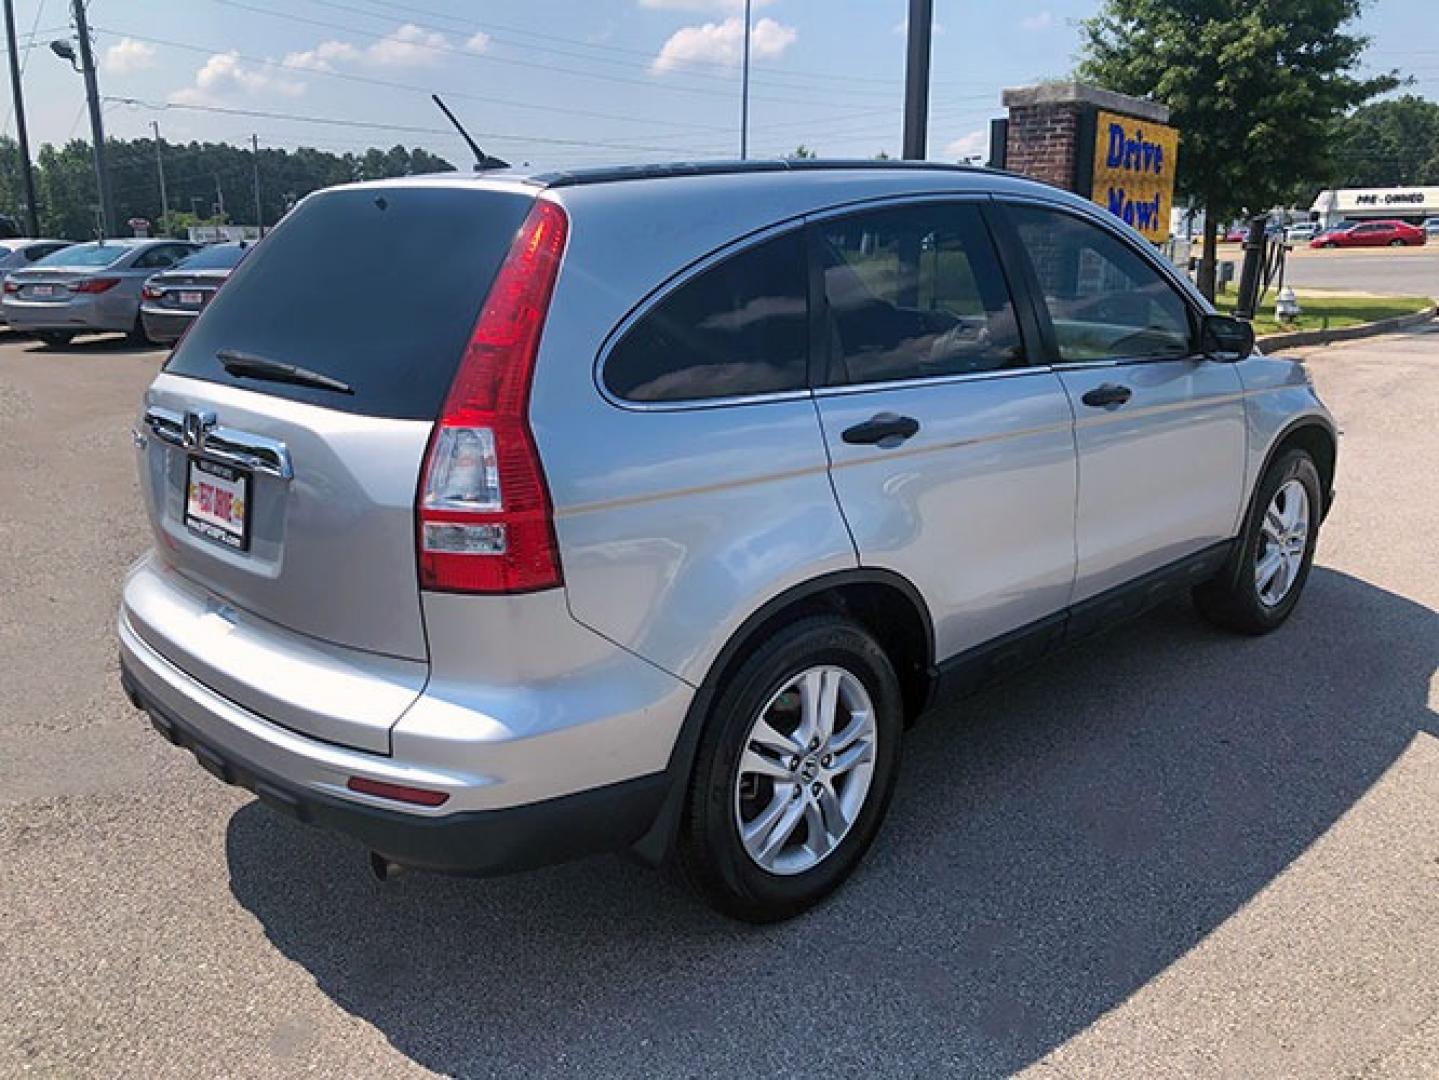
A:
<box><xmin>1310</xmin><ymin>220</ymin><xmax>1426</xmax><ymax>248</ymax></box>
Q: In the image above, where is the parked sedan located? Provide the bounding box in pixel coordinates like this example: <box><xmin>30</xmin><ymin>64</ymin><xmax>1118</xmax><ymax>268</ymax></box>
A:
<box><xmin>0</xmin><ymin>239</ymin><xmax>73</xmax><ymax>320</ymax></box>
<box><xmin>1284</xmin><ymin>222</ymin><xmax>1319</xmax><ymax>244</ymax></box>
<box><xmin>1424</xmin><ymin>217</ymin><xmax>1439</xmax><ymax>237</ymax></box>
<box><xmin>2</xmin><ymin>239</ymin><xmax>200</xmax><ymax>346</ymax></box>
<box><xmin>1309</xmin><ymin>220</ymin><xmax>1426</xmax><ymax>249</ymax></box>
<box><xmin>140</xmin><ymin>242</ymin><xmax>250</xmax><ymax>344</ymax></box>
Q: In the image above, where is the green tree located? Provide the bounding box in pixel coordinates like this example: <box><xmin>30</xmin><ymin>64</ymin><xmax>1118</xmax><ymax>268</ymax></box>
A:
<box><xmin>787</xmin><ymin>144</ymin><xmax>817</xmax><ymax>160</ymax></box>
<box><xmin>1328</xmin><ymin>95</ymin><xmax>1439</xmax><ymax>188</ymax></box>
<box><xmin>1079</xmin><ymin>0</ymin><xmax>1398</xmax><ymax>298</ymax></box>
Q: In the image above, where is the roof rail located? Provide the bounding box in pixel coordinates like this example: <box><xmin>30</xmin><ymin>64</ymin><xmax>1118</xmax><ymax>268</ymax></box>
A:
<box><xmin>531</xmin><ymin>158</ymin><xmax>998</xmax><ymax>189</ymax></box>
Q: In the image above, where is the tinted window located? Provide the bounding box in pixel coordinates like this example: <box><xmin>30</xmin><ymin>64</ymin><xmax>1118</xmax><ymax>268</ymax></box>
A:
<box><xmin>24</xmin><ymin>243</ymin><xmax>65</xmax><ymax>262</ymax></box>
<box><xmin>166</xmin><ymin>187</ymin><xmax>534</xmax><ymax>420</ymax></box>
<box><xmin>134</xmin><ymin>244</ymin><xmax>192</xmax><ymax>269</ymax></box>
<box><xmin>605</xmin><ymin>230</ymin><xmax>808</xmax><ymax>403</ymax></box>
<box><xmin>174</xmin><ymin>244</ymin><xmax>248</xmax><ymax>271</ymax></box>
<box><xmin>1009</xmin><ymin>205</ymin><xmax>1193</xmax><ymax>362</ymax></box>
<box><xmin>37</xmin><ymin>244</ymin><xmax>128</xmax><ymax>268</ymax></box>
<box><xmin>819</xmin><ymin>204</ymin><xmax>1022</xmax><ymax>385</ymax></box>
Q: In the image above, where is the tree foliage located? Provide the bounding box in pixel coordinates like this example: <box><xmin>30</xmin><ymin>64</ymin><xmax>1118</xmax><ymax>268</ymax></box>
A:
<box><xmin>1078</xmin><ymin>0</ymin><xmax>1398</xmax><ymax>219</ymax></box>
<box><xmin>1328</xmin><ymin>94</ymin><xmax>1439</xmax><ymax>188</ymax></box>
<box><xmin>0</xmin><ymin>135</ymin><xmax>454</xmax><ymax>239</ymax></box>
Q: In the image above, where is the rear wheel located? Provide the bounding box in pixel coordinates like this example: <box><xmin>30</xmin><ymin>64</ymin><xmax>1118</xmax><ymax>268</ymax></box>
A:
<box><xmin>1389</xmin><ymin>238</ymin><xmax>1406</xmax><ymax>247</ymax></box>
<box><xmin>1194</xmin><ymin>449</ymin><xmax>1322</xmax><ymax>634</ymax></box>
<box><xmin>1323</xmin><ymin>241</ymin><xmax>1338</xmax><ymax>249</ymax></box>
<box><xmin>37</xmin><ymin>331</ymin><xmax>74</xmax><ymax>348</ymax></box>
<box><xmin>677</xmin><ymin>614</ymin><xmax>903</xmax><ymax>922</ymax></box>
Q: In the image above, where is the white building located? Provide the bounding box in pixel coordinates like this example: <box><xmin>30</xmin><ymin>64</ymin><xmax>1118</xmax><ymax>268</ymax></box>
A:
<box><xmin>1310</xmin><ymin>186</ymin><xmax>1439</xmax><ymax>228</ymax></box>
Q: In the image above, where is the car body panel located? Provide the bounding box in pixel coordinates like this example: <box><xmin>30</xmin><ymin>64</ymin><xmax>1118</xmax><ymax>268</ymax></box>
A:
<box><xmin>815</xmin><ymin>371</ymin><xmax>1078</xmax><ymax>658</ymax></box>
<box><xmin>2</xmin><ymin>240</ymin><xmax>198</xmax><ymax>333</ymax></box>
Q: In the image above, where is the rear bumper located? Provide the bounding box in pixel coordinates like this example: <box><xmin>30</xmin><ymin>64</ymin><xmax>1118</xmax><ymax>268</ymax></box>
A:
<box><xmin>121</xmin><ymin>659</ymin><xmax>667</xmax><ymax>873</ymax></box>
<box><xmin>2</xmin><ymin>295</ymin><xmax>134</xmax><ymax>333</ymax></box>
<box><xmin>140</xmin><ymin>306</ymin><xmax>195</xmax><ymax>343</ymax></box>
<box><xmin>117</xmin><ymin>555</ymin><xmax>693</xmax><ymax>874</ymax></box>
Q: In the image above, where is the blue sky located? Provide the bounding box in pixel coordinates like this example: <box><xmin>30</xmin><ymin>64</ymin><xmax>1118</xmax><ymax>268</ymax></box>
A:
<box><xmin>3</xmin><ymin>0</ymin><xmax>1436</xmax><ymax>168</ymax></box>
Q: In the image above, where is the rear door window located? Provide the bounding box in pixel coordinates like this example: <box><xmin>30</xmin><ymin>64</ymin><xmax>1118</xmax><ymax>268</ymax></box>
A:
<box><xmin>816</xmin><ymin>202</ymin><xmax>1024</xmax><ymax>385</ymax></box>
<box><xmin>604</xmin><ymin>230</ymin><xmax>808</xmax><ymax>403</ymax></box>
<box><xmin>165</xmin><ymin>186</ymin><xmax>535</xmax><ymax>420</ymax></box>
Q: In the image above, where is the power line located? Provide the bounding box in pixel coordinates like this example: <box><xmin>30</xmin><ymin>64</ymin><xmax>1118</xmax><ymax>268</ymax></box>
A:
<box><xmin>105</xmin><ymin>96</ymin><xmax>733</xmax><ymax>156</ymax></box>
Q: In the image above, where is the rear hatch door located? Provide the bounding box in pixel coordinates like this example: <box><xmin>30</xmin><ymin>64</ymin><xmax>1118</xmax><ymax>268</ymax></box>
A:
<box><xmin>135</xmin><ymin>182</ymin><xmax>535</xmax><ymax>749</ymax></box>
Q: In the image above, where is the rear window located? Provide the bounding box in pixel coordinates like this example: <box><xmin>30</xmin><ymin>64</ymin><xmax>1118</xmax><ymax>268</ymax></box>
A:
<box><xmin>38</xmin><ymin>244</ymin><xmax>128</xmax><ymax>268</ymax></box>
<box><xmin>174</xmin><ymin>244</ymin><xmax>248</xmax><ymax>271</ymax></box>
<box><xmin>165</xmin><ymin>185</ymin><xmax>534</xmax><ymax>420</ymax></box>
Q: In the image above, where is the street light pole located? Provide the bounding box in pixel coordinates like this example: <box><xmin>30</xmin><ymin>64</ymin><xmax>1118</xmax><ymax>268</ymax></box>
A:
<box><xmin>251</xmin><ymin>133</ymin><xmax>263</xmax><ymax>235</ymax></box>
<box><xmin>151</xmin><ymin>120</ymin><xmax>169</xmax><ymax>234</ymax></box>
<box><xmin>3</xmin><ymin>0</ymin><xmax>39</xmax><ymax>236</ymax></box>
<box><xmin>739</xmin><ymin>0</ymin><xmax>751</xmax><ymax>159</ymax></box>
<box><xmin>69</xmin><ymin>0</ymin><xmax>114</xmax><ymax>236</ymax></box>
<box><xmin>901</xmin><ymin>0</ymin><xmax>933</xmax><ymax>160</ymax></box>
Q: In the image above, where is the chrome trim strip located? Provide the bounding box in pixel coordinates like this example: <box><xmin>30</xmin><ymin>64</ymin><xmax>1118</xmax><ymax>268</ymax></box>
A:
<box><xmin>143</xmin><ymin>404</ymin><xmax>294</xmax><ymax>480</ymax></box>
<box><xmin>813</xmin><ymin>365</ymin><xmax>1052</xmax><ymax>397</ymax></box>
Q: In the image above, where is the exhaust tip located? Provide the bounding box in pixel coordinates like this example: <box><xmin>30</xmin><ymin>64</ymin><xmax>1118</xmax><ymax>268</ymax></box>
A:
<box><xmin>369</xmin><ymin>851</ymin><xmax>404</xmax><ymax>882</ymax></box>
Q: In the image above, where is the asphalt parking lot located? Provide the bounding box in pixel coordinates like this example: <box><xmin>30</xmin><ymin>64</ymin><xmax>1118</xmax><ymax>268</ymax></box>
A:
<box><xmin>1</xmin><ymin>326</ymin><xmax>1435</xmax><ymax>1078</ymax></box>
<box><xmin>1271</xmin><ymin>245</ymin><xmax>1439</xmax><ymax>296</ymax></box>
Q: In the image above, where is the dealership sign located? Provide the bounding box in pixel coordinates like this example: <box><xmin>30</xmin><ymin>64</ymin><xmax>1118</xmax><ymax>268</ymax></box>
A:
<box><xmin>1316</xmin><ymin>187</ymin><xmax>1439</xmax><ymax>214</ymax></box>
<box><xmin>1083</xmin><ymin>109</ymin><xmax>1180</xmax><ymax>243</ymax></box>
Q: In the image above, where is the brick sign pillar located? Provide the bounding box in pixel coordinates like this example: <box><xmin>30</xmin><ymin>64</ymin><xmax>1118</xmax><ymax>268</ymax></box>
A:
<box><xmin>996</xmin><ymin>81</ymin><xmax>1177</xmax><ymax>244</ymax></box>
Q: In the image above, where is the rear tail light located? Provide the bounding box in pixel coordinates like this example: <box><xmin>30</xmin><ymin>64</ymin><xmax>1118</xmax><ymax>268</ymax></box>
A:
<box><xmin>68</xmin><ymin>277</ymin><xmax>120</xmax><ymax>294</ymax></box>
<box><xmin>141</xmin><ymin>284</ymin><xmax>164</xmax><ymax>300</ymax></box>
<box><xmin>417</xmin><ymin>198</ymin><xmax>568</xmax><ymax>593</ymax></box>
<box><xmin>2</xmin><ymin>280</ymin><xmax>16</xmax><ymax>294</ymax></box>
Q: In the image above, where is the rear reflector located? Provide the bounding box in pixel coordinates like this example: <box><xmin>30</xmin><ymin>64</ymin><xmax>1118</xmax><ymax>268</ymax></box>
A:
<box><xmin>417</xmin><ymin>198</ymin><xmax>568</xmax><ymax>593</ymax></box>
<box><xmin>346</xmin><ymin>776</ymin><xmax>450</xmax><ymax>807</ymax></box>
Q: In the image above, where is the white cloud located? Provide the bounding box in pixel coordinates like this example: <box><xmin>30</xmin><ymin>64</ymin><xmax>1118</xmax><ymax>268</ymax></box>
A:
<box><xmin>103</xmin><ymin>37</ymin><xmax>156</xmax><ymax>75</ymax></box>
<box><xmin>170</xmin><ymin>52</ymin><xmax>306</xmax><ymax>105</ymax></box>
<box><xmin>944</xmin><ymin>130</ymin><xmax>988</xmax><ymax>161</ymax></box>
<box><xmin>652</xmin><ymin>16</ymin><xmax>796</xmax><ymax>74</ymax></box>
<box><xmin>282</xmin><ymin>40</ymin><xmax>360</xmax><ymax>73</ymax></box>
<box><xmin>282</xmin><ymin>23</ymin><xmax>451</xmax><ymax>75</ymax></box>
<box><xmin>891</xmin><ymin>17</ymin><xmax>945</xmax><ymax>36</ymax></box>
<box><xmin>366</xmin><ymin>23</ymin><xmax>449</xmax><ymax>66</ymax></box>
<box><xmin>640</xmin><ymin>0</ymin><xmax>774</xmax><ymax>11</ymax></box>
<box><xmin>465</xmin><ymin>31</ymin><xmax>491</xmax><ymax>53</ymax></box>
<box><xmin>1020</xmin><ymin>11</ymin><xmax>1055</xmax><ymax>31</ymax></box>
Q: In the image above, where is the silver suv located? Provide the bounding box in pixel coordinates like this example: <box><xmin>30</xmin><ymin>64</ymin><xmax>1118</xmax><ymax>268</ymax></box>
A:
<box><xmin>119</xmin><ymin>161</ymin><xmax>1336</xmax><ymax>922</ymax></box>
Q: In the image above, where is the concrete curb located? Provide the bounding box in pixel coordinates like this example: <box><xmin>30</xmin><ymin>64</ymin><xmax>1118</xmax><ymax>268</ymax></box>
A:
<box><xmin>1258</xmin><ymin>303</ymin><xmax>1437</xmax><ymax>351</ymax></box>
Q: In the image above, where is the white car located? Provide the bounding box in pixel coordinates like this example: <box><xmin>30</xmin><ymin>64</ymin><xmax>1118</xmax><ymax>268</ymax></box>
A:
<box><xmin>1285</xmin><ymin>222</ymin><xmax>1319</xmax><ymax>243</ymax></box>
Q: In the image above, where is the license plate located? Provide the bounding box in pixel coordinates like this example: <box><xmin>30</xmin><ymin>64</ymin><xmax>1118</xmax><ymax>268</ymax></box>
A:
<box><xmin>179</xmin><ymin>291</ymin><xmax>204</xmax><ymax>306</ymax></box>
<box><xmin>31</xmin><ymin>284</ymin><xmax>53</xmax><ymax>297</ymax></box>
<box><xmin>185</xmin><ymin>458</ymin><xmax>251</xmax><ymax>551</ymax></box>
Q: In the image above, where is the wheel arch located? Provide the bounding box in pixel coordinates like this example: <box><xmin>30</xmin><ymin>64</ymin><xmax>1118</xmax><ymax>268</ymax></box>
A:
<box><xmin>628</xmin><ymin>568</ymin><xmax>935</xmax><ymax>866</ymax></box>
<box><xmin>1259</xmin><ymin>416</ymin><xmax>1337</xmax><ymax>519</ymax></box>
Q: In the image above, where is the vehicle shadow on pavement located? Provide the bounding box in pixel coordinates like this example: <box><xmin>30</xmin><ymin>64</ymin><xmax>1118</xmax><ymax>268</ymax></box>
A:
<box><xmin>225</xmin><ymin>567</ymin><xmax>1436</xmax><ymax>1078</ymax></box>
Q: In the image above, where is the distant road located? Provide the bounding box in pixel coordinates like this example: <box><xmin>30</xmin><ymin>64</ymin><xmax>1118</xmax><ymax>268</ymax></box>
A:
<box><xmin>1278</xmin><ymin>246</ymin><xmax>1439</xmax><ymax>297</ymax></box>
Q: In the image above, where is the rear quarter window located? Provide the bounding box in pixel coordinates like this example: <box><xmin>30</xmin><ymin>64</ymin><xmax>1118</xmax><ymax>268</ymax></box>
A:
<box><xmin>165</xmin><ymin>186</ymin><xmax>534</xmax><ymax>420</ymax></box>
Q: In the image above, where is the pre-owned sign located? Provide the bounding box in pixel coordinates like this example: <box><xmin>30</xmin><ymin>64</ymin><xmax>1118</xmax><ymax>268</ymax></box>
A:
<box><xmin>1086</xmin><ymin>109</ymin><xmax>1180</xmax><ymax>243</ymax></box>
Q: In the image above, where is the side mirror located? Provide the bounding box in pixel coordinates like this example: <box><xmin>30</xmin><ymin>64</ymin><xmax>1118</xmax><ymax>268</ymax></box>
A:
<box><xmin>1199</xmin><ymin>313</ymin><xmax>1256</xmax><ymax>361</ymax></box>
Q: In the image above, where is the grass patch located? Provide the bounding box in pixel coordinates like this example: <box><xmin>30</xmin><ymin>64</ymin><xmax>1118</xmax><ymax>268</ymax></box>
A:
<box><xmin>1215</xmin><ymin>293</ymin><xmax>1433</xmax><ymax>337</ymax></box>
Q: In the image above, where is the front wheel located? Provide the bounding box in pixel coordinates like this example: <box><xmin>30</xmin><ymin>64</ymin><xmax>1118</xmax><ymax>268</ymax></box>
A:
<box><xmin>1389</xmin><ymin>238</ymin><xmax>1406</xmax><ymax>247</ymax></box>
<box><xmin>1194</xmin><ymin>449</ymin><xmax>1322</xmax><ymax>634</ymax></box>
<box><xmin>677</xmin><ymin>614</ymin><xmax>903</xmax><ymax>922</ymax></box>
<box><xmin>1323</xmin><ymin>241</ymin><xmax>1338</xmax><ymax>249</ymax></box>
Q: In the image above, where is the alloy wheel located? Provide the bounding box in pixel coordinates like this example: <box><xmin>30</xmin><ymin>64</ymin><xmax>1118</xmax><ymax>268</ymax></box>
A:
<box><xmin>733</xmin><ymin>665</ymin><xmax>877</xmax><ymax>876</ymax></box>
<box><xmin>1255</xmin><ymin>478</ymin><xmax>1310</xmax><ymax>607</ymax></box>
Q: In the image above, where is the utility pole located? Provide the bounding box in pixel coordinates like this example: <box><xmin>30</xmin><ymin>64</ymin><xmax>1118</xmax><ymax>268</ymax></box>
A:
<box><xmin>739</xmin><ymin>0</ymin><xmax>752</xmax><ymax>159</ymax></box>
<box><xmin>151</xmin><ymin>120</ymin><xmax>169</xmax><ymax>234</ymax></box>
<box><xmin>214</xmin><ymin>174</ymin><xmax>225</xmax><ymax>222</ymax></box>
<box><xmin>901</xmin><ymin>0</ymin><xmax>933</xmax><ymax>160</ymax></box>
<box><xmin>250</xmin><ymin>134</ymin><xmax>263</xmax><ymax>235</ymax></box>
<box><xmin>70</xmin><ymin>0</ymin><xmax>114</xmax><ymax>236</ymax></box>
<box><xmin>4</xmin><ymin>0</ymin><xmax>38</xmax><ymax>235</ymax></box>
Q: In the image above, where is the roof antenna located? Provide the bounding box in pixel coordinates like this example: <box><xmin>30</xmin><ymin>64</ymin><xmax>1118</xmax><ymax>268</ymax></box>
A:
<box><xmin>431</xmin><ymin>94</ymin><xmax>509</xmax><ymax>172</ymax></box>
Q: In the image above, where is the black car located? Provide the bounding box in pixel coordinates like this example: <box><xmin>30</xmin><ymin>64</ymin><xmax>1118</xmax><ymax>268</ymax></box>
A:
<box><xmin>140</xmin><ymin>242</ymin><xmax>250</xmax><ymax>344</ymax></box>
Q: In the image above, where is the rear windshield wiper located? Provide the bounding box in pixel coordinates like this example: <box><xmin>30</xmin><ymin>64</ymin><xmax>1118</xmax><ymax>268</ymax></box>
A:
<box><xmin>216</xmin><ymin>349</ymin><xmax>353</xmax><ymax>394</ymax></box>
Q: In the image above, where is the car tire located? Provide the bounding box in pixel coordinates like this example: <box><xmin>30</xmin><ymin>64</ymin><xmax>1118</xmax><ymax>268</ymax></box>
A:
<box><xmin>677</xmin><ymin>613</ymin><xmax>903</xmax><ymax>923</ymax></box>
<box><xmin>37</xmin><ymin>331</ymin><xmax>74</xmax><ymax>348</ymax></box>
<box><xmin>1323</xmin><ymin>241</ymin><xmax>1338</xmax><ymax>249</ymax></box>
<box><xmin>126</xmin><ymin>315</ymin><xmax>154</xmax><ymax>347</ymax></box>
<box><xmin>1193</xmin><ymin>449</ymin><xmax>1323</xmax><ymax>635</ymax></box>
<box><xmin>1388</xmin><ymin>238</ymin><xmax>1405</xmax><ymax>247</ymax></box>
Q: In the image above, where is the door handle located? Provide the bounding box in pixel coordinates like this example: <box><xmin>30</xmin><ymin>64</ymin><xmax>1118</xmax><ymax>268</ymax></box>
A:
<box><xmin>841</xmin><ymin>412</ymin><xmax>920</xmax><ymax>447</ymax></box>
<box><xmin>1081</xmin><ymin>383</ymin><xmax>1133</xmax><ymax>408</ymax></box>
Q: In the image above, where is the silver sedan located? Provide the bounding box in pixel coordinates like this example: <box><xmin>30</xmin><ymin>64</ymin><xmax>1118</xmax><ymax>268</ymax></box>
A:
<box><xmin>2</xmin><ymin>239</ymin><xmax>200</xmax><ymax>346</ymax></box>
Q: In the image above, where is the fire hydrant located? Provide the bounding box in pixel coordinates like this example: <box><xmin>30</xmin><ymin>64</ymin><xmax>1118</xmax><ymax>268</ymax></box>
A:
<box><xmin>1275</xmin><ymin>286</ymin><xmax>1302</xmax><ymax>322</ymax></box>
